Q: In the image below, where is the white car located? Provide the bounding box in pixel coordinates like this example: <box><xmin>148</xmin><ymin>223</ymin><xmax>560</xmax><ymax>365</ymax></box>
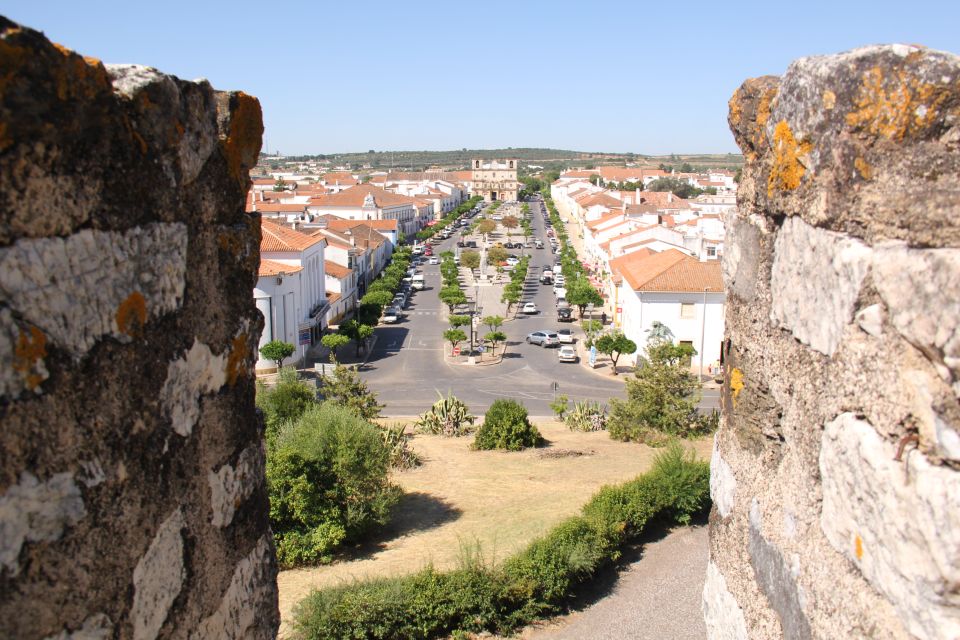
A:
<box><xmin>428</xmin><ymin>256</ymin><xmax>440</xmax><ymax>265</ymax></box>
<box><xmin>382</xmin><ymin>307</ymin><xmax>401</xmax><ymax>323</ymax></box>
<box><xmin>557</xmin><ymin>328</ymin><xmax>575</xmax><ymax>344</ymax></box>
<box><xmin>506</xmin><ymin>257</ymin><xmax>520</xmax><ymax>266</ymax></box>
<box><xmin>558</xmin><ymin>345</ymin><xmax>577</xmax><ymax>362</ymax></box>
<box><xmin>521</xmin><ymin>302</ymin><xmax>538</xmax><ymax>314</ymax></box>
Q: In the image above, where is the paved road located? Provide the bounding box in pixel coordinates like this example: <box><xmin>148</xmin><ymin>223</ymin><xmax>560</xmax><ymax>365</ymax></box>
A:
<box><xmin>520</xmin><ymin>526</ymin><xmax>708</xmax><ymax>640</ymax></box>
<box><xmin>362</xmin><ymin>199</ymin><xmax>627</xmax><ymax>415</ymax></box>
<box><xmin>359</xmin><ymin>197</ymin><xmax>721</xmax><ymax>417</ymax></box>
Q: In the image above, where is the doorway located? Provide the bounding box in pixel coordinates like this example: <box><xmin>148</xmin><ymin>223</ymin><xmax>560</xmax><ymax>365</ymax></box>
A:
<box><xmin>491</xmin><ymin>191</ymin><xmax>498</xmax><ymax>201</ymax></box>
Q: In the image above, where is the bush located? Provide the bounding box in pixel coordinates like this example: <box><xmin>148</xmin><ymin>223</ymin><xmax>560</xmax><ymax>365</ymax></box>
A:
<box><xmin>317</xmin><ymin>361</ymin><xmax>384</xmax><ymax>421</ymax></box>
<box><xmin>255</xmin><ymin>367</ymin><xmax>316</xmax><ymax>442</ymax></box>
<box><xmin>472</xmin><ymin>399</ymin><xmax>543</xmax><ymax>451</ymax></box>
<box><xmin>564</xmin><ymin>400</ymin><xmax>607</xmax><ymax>432</ymax></box>
<box><xmin>259</xmin><ymin>339</ymin><xmax>295</xmax><ymax>369</ymax></box>
<box><xmin>380</xmin><ymin>423</ymin><xmax>421</xmax><ymax>470</ymax></box>
<box><xmin>267</xmin><ymin>403</ymin><xmax>400</xmax><ymax>568</ymax></box>
<box><xmin>292</xmin><ymin>442</ymin><xmax>711</xmax><ymax>638</ymax></box>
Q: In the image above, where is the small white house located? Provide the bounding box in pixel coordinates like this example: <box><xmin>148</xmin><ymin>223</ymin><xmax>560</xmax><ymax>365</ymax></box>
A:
<box><xmin>610</xmin><ymin>249</ymin><xmax>725</xmax><ymax>375</ymax></box>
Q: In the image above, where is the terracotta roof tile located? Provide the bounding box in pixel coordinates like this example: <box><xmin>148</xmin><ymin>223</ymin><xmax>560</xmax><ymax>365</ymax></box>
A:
<box><xmin>611</xmin><ymin>249</ymin><xmax>722</xmax><ymax>292</ymax></box>
<box><xmin>260</xmin><ymin>219</ymin><xmax>324</xmax><ymax>252</ymax></box>
<box><xmin>258</xmin><ymin>258</ymin><xmax>303</xmax><ymax>277</ymax></box>
<box><xmin>324</xmin><ymin>261</ymin><xmax>352</xmax><ymax>279</ymax></box>
<box><xmin>310</xmin><ymin>184</ymin><xmax>419</xmax><ymax>208</ymax></box>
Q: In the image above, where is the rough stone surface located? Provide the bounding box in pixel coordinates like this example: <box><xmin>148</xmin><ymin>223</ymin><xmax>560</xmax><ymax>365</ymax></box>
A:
<box><xmin>0</xmin><ymin>17</ymin><xmax>278</xmax><ymax>639</ymax></box>
<box><xmin>821</xmin><ymin>413</ymin><xmax>960</xmax><ymax>639</ymax></box>
<box><xmin>711</xmin><ymin>44</ymin><xmax>960</xmax><ymax>640</ymax></box>
<box><xmin>702</xmin><ymin>560</ymin><xmax>749</xmax><ymax>640</ymax></box>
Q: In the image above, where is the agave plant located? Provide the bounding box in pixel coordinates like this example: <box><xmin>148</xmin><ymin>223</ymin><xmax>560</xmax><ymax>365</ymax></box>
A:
<box><xmin>415</xmin><ymin>391</ymin><xmax>476</xmax><ymax>437</ymax></box>
<box><xmin>380</xmin><ymin>423</ymin><xmax>421</xmax><ymax>470</ymax></box>
<box><xmin>565</xmin><ymin>400</ymin><xmax>608</xmax><ymax>432</ymax></box>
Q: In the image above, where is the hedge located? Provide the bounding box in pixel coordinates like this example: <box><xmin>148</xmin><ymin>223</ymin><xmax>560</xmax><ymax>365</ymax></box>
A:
<box><xmin>292</xmin><ymin>443</ymin><xmax>710</xmax><ymax>638</ymax></box>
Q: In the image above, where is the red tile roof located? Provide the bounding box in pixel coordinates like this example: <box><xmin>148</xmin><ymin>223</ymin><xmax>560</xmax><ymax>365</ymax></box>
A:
<box><xmin>324</xmin><ymin>261</ymin><xmax>352</xmax><ymax>279</ymax></box>
<box><xmin>261</xmin><ymin>219</ymin><xmax>324</xmax><ymax>252</ymax></box>
<box><xmin>258</xmin><ymin>258</ymin><xmax>303</xmax><ymax>277</ymax></box>
<box><xmin>310</xmin><ymin>184</ymin><xmax>419</xmax><ymax>208</ymax></box>
<box><xmin>611</xmin><ymin>249</ymin><xmax>722</xmax><ymax>292</ymax></box>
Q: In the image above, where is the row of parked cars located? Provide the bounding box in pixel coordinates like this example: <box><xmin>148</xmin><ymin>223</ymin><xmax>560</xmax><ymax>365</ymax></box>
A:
<box><xmin>525</xmin><ymin>329</ymin><xmax>578</xmax><ymax>363</ymax></box>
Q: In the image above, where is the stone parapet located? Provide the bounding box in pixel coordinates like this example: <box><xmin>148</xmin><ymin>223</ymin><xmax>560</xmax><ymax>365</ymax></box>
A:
<box><xmin>708</xmin><ymin>45</ymin><xmax>960</xmax><ymax>639</ymax></box>
<box><xmin>0</xmin><ymin>16</ymin><xmax>278</xmax><ymax>638</ymax></box>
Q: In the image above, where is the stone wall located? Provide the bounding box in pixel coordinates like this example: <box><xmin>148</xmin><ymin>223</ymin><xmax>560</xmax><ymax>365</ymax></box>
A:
<box><xmin>0</xmin><ymin>17</ymin><xmax>279</xmax><ymax>638</ymax></box>
<box><xmin>705</xmin><ymin>45</ymin><xmax>960</xmax><ymax>639</ymax></box>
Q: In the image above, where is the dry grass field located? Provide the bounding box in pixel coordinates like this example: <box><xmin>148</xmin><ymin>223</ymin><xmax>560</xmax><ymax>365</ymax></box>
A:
<box><xmin>276</xmin><ymin>420</ymin><xmax>712</xmax><ymax>635</ymax></box>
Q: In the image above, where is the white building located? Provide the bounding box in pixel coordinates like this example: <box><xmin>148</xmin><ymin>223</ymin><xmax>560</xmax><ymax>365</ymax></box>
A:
<box><xmin>253</xmin><ymin>220</ymin><xmax>328</xmax><ymax>372</ymax></box>
<box><xmin>307</xmin><ymin>184</ymin><xmax>422</xmax><ymax>237</ymax></box>
<box><xmin>610</xmin><ymin>249</ymin><xmax>725</xmax><ymax>374</ymax></box>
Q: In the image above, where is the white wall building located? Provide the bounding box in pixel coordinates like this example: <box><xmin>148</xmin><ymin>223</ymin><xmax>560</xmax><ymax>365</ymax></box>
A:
<box><xmin>610</xmin><ymin>249</ymin><xmax>725</xmax><ymax>374</ymax></box>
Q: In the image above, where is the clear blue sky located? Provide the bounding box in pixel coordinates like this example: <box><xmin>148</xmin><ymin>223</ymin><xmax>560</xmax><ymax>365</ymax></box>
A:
<box><xmin>4</xmin><ymin>1</ymin><xmax>958</xmax><ymax>156</ymax></box>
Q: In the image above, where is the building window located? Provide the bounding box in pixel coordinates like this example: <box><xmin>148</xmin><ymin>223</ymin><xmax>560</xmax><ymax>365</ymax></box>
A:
<box><xmin>706</xmin><ymin>246</ymin><xmax>717</xmax><ymax>257</ymax></box>
<box><xmin>680</xmin><ymin>302</ymin><xmax>695</xmax><ymax>319</ymax></box>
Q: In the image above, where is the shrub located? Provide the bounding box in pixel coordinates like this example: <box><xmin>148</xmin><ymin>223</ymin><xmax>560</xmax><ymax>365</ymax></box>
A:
<box><xmin>473</xmin><ymin>399</ymin><xmax>542</xmax><ymax>451</ymax></box>
<box><xmin>259</xmin><ymin>339</ymin><xmax>295</xmax><ymax>369</ymax></box>
<box><xmin>549</xmin><ymin>394</ymin><xmax>569</xmax><ymax>421</ymax></box>
<box><xmin>292</xmin><ymin>442</ymin><xmax>711</xmax><ymax>638</ymax></box>
<box><xmin>267</xmin><ymin>402</ymin><xmax>400</xmax><ymax>568</ymax></box>
<box><xmin>317</xmin><ymin>361</ymin><xmax>384</xmax><ymax>421</ymax></box>
<box><xmin>255</xmin><ymin>367</ymin><xmax>316</xmax><ymax>442</ymax></box>
<box><xmin>416</xmin><ymin>392</ymin><xmax>476</xmax><ymax>436</ymax></box>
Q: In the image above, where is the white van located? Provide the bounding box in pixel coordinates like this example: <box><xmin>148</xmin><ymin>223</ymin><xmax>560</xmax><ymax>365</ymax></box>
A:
<box><xmin>412</xmin><ymin>274</ymin><xmax>425</xmax><ymax>290</ymax></box>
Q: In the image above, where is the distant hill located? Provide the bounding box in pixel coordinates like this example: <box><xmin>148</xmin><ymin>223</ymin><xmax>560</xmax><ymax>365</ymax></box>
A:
<box><xmin>265</xmin><ymin>148</ymin><xmax>743</xmax><ymax>173</ymax></box>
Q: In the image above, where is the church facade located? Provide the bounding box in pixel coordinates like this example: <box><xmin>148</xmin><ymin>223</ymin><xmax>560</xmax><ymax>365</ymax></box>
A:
<box><xmin>470</xmin><ymin>158</ymin><xmax>519</xmax><ymax>202</ymax></box>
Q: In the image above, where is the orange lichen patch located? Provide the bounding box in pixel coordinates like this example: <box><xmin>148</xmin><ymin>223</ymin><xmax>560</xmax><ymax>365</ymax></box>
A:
<box><xmin>756</xmin><ymin>86</ymin><xmax>777</xmax><ymax>127</ymax></box>
<box><xmin>728</xmin><ymin>88</ymin><xmax>743</xmax><ymax>126</ymax></box>
<box><xmin>730</xmin><ymin>368</ymin><xmax>744</xmax><ymax>405</ymax></box>
<box><xmin>116</xmin><ymin>291</ymin><xmax>147</xmax><ymax>338</ymax></box>
<box><xmin>49</xmin><ymin>41</ymin><xmax>111</xmax><ymax>101</ymax></box>
<box><xmin>854</xmin><ymin>157</ymin><xmax>873</xmax><ymax>180</ymax></box>
<box><xmin>224</xmin><ymin>334</ymin><xmax>249</xmax><ymax>385</ymax></box>
<box><xmin>845</xmin><ymin>65</ymin><xmax>951</xmax><ymax>140</ymax></box>
<box><xmin>14</xmin><ymin>326</ymin><xmax>47</xmax><ymax>390</ymax></box>
<box><xmin>822</xmin><ymin>90</ymin><xmax>837</xmax><ymax>110</ymax></box>
<box><xmin>855</xmin><ymin>534</ymin><xmax>864</xmax><ymax>560</ymax></box>
<box><xmin>767</xmin><ymin>120</ymin><xmax>813</xmax><ymax>197</ymax></box>
<box><xmin>222</xmin><ymin>92</ymin><xmax>264</xmax><ymax>186</ymax></box>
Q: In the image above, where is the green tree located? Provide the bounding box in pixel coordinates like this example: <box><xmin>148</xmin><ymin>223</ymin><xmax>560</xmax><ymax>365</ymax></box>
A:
<box><xmin>439</xmin><ymin>287</ymin><xmax>467</xmax><ymax>312</ymax></box>
<box><xmin>260</xmin><ymin>340</ymin><xmax>295</xmax><ymax>370</ymax></box>
<box><xmin>501</xmin><ymin>287</ymin><xmax>521</xmax><ymax>314</ymax></box>
<box><xmin>317</xmin><ymin>361</ymin><xmax>384</xmax><ymax>420</ymax></box>
<box><xmin>646</xmin><ymin>176</ymin><xmax>703</xmax><ymax>199</ymax></box>
<box><xmin>472</xmin><ymin>399</ymin><xmax>542</xmax><ymax>451</ymax></box>
<box><xmin>596</xmin><ymin>331</ymin><xmax>637</xmax><ymax>375</ymax></box>
<box><xmin>484</xmin><ymin>330</ymin><xmax>506</xmax><ymax>357</ymax></box>
<box><xmin>321</xmin><ymin>333</ymin><xmax>351</xmax><ymax>362</ymax></box>
<box><xmin>443</xmin><ymin>328</ymin><xmax>467</xmax><ymax>355</ymax></box>
<box><xmin>483</xmin><ymin>315</ymin><xmax>504</xmax><ymax>333</ymax></box>
<box><xmin>361</xmin><ymin>290</ymin><xmax>394</xmax><ymax>309</ymax></box>
<box><xmin>565</xmin><ymin>278</ymin><xmax>604</xmax><ymax>320</ymax></box>
<box><xmin>339</xmin><ymin>320</ymin><xmax>374</xmax><ymax>357</ymax></box>
<box><xmin>273</xmin><ymin>176</ymin><xmax>287</xmax><ymax>191</ymax></box>
<box><xmin>460</xmin><ymin>250</ymin><xmax>481</xmax><ymax>270</ymax></box>
<box><xmin>607</xmin><ymin>341</ymin><xmax>705</xmax><ymax>445</ymax></box>
<box><xmin>448</xmin><ymin>314</ymin><xmax>471</xmax><ymax>329</ymax></box>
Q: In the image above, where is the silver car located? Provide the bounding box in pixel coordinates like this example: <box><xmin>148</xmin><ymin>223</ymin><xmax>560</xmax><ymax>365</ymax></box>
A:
<box><xmin>526</xmin><ymin>330</ymin><xmax>559</xmax><ymax>347</ymax></box>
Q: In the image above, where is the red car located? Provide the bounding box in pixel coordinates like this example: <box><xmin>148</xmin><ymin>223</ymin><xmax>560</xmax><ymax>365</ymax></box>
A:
<box><xmin>424</xmin><ymin>247</ymin><xmax>433</xmax><ymax>256</ymax></box>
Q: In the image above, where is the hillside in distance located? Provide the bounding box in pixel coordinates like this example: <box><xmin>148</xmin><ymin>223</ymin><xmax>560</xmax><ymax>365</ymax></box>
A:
<box><xmin>268</xmin><ymin>148</ymin><xmax>744</xmax><ymax>172</ymax></box>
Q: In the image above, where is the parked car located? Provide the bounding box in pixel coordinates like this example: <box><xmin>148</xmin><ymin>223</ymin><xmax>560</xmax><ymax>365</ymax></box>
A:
<box><xmin>382</xmin><ymin>307</ymin><xmax>401</xmax><ymax>323</ymax></box>
<box><xmin>526</xmin><ymin>330</ymin><xmax>560</xmax><ymax>347</ymax></box>
<box><xmin>428</xmin><ymin>256</ymin><xmax>440</xmax><ymax>265</ymax></box>
<box><xmin>557</xmin><ymin>307</ymin><xmax>574</xmax><ymax>322</ymax></box>
<box><xmin>557</xmin><ymin>328</ymin><xmax>575</xmax><ymax>343</ymax></box>
<box><xmin>506</xmin><ymin>256</ymin><xmax>520</xmax><ymax>266</ymax></box>
<box><xmin>535</xmin><ymin>240</ymin><xmax>544</xmax><ymax>249</ymax></box>
<box><xmin>553</xmin><ymin>286</ymin><xmax>566</xmax><ymax>299</ymax></box>
<box><xmin>412</xmin><ymin>274</ymin><xmax>425</xmax><ymax>290</ymax></box>
<box><xmin>558</xmin><ymin>345</ymin><xmax>578</xmax><ymax>362</ymax></box>
<box><xmin>521</xmin><ymin>302</ymin><xmax>538</xmax><ymax>314</ymax></box>
<box><xmin>424</xmin><ymin>247</ymin><xmax>433</xmax><ymax>256</ymax></box>
<box><xmin>466</xmin><ymin>240</ymin><xmax>477</xmax><ymax>248</ymax></box>
<box><xmin>540</xmin><ymin>274</ymin><xmax>553</xmax><ymax>285</ymax></box>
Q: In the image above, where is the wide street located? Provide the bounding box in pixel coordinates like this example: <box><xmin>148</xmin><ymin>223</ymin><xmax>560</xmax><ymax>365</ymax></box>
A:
<box><xmin>358</xmin><ymin>196</ymin><xmax>720</xmax><ymax>416</ymax></box>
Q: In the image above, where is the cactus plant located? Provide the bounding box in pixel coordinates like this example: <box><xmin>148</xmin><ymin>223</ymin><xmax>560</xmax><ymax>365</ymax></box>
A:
<box><xmin>379</xmin><ymin>423</ymin><xmax>421</xmax><ymax>470</ymax></box>
<box><xmin>415</xmin><ymin>392</ymin><xmax>476</xmax><ymax>437</ymax></box>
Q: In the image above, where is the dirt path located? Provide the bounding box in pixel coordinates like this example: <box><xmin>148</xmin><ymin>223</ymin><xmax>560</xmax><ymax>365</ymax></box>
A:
<box><xmin>276</xmin><ymin>422</ymin><xmax>710</xmax><ymax>636</ymax></box>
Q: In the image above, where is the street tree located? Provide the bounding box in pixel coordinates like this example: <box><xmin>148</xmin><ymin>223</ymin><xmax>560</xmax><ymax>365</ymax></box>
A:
<box><xmin>487</xmin><ymin>245</ymin><xmax>508</xmax><ymax>265</ymax></box>
<box><xmin>477</xmin><ymin>219</ymin><xmax>496</xmax><ymax>240</ymax></box>
<box><xmin>565</xmin><ymin>278</ymin><xmax>604</xmax><ymax>319</ymax></box>
<box><xmin>595</xmin><ymin>331</ymin><xmax>637</xmax><ymax>375</ymax></box>
<box><xmin>321</xmin><ymin>333</ymin><xmax>351</xmax><ymax>362</ymax></box>
<box><xmin>448</xmin><ymin>314</ymin><xmax>471</xmax><ymax>329</ymax></box>
<box><xmin>501</xmin><ymin>288</ymin><xmax>521</xmax><ymax>314</ymax></box>
<box><xmin>443</xmin><ymin>328</ymin><xmax>467</xmax><ymax>355</ymax></box>
<box><xmin>439</xmin><ymin>287</ymin><xmax>467</xmax><ymax>312</ymax></box>
<box><xmin>339</xmin><ymin>320</ymin><xmax>374</xmax><ymax>357</ymax></box>
<box><xmin>484</xmin><ymin>330</ymin><xmax>506</xmax><ymax>357</ymax></box>
<box><xmin>361</xmin><ymin>290</ymin><xmax>394</xmax><ymax>309</ymax></box>
<box><xmin>501</xmin><ymin>215</ymin><xmax>519</xmax><ymax>234</ymax></box>
<box><xmin>483</xmin><ymin>315</ymin><xmax>504</xmax><ymax>333</ymax></box>
<box><xmin>460</xmin><ymin>250</ymin><xmax>481</xmax><ymax>270</ymax></box>
<box><xmin>260</xmin><ymin>340</ymin><xmax>295</xmax><ymax>370</ymax></box>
